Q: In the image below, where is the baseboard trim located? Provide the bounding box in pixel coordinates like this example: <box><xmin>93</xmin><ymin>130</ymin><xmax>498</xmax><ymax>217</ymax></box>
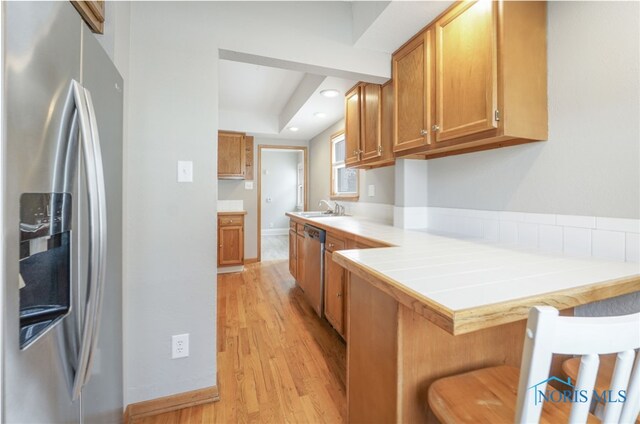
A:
<box><xmin>124</xmin><ymin>384</ymin><xmax>219</xmax><ymax>423</ymax></box>
<box><xmin>244</xmin><ymin>257</ymin><xmax>259</xmax><ymax>264</ymax></box>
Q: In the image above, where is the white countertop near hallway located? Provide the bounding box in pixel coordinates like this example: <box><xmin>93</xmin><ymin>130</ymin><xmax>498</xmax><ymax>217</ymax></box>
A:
<box><xmin>288</xmin><ymin>212</ymin><xmax>640</xmax><ymax>333</ymax></box>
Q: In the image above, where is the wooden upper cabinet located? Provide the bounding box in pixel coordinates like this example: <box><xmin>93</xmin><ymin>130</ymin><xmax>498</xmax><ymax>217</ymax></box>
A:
<box><xmin>360</xmin><ymin>83</ymin><xmax>382</xmax><ymax>161</ymax></box>
<box><xmin>391</xmin><ymin>0</ymin><xmax>547</xmax><ymax>159</ymax></box>
<box><xmin>393</xmin><ymin>28</ymin><xmax>433</xmax><ymax>153</ymax></box>
<box><xmin>71</xmin><ymin>1</ymin><xmax>105</xmax><ymax>34</ymax></box>
<box><xmin>218</xmin><ymin>131</ymin><xmax>246</xmax><ymax>179</ymax></box>
<box><xmin>345</xmin><ymin>85</ymin><xmax>362</xmax><ymax>166</ymax></box>
<box><xmin>434</xmin><ymin>0</ymin><xmax>497</xmax><ymax>143</ymax></box>
<box><xmin>344</xmin><ymin>81</ymin><xmax>393</xmax><ymax>170</ymax></box>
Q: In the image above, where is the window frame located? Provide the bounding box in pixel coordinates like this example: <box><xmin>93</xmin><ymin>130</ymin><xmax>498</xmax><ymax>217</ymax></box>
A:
<box><xmin>330</xmin><ymin>130</ymin><xmax>359</xmax><ymax>200</ymax></box>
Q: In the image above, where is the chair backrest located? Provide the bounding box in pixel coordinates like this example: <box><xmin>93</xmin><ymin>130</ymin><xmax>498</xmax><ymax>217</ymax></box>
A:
<box><xmin>515</xmin><ymin>306</ymin><xmax>640</xmax><ymax>424</ymax></box>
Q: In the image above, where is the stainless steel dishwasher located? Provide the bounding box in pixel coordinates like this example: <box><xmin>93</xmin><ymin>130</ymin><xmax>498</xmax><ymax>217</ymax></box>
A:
<box><xmin>303</xmin><ymin>224</ymin><xmax>326</xmax><ymax>317</ymax></box>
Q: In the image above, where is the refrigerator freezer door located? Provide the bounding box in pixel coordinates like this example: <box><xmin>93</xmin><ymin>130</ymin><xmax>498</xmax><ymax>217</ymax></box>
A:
<box><xmin>3</xmin><ymin>2</ymin><xmax>82</xmax><ymax>422</ymax></box>
<box><xmin>79</xmin><ymin>26</ymin><xmax>124</xmax><ymax>423</ymax></box>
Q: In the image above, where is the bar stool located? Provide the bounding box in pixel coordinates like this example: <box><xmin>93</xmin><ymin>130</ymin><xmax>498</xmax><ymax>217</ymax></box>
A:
<box><xmin>428</xmin><ymin>306</ymin><xmax>640</xmax><ymax>423</ymax></box>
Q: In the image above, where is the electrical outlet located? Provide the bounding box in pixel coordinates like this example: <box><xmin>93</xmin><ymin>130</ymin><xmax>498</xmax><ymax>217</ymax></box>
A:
<box><xmin>171</xmin><ymin>334</ymin><xmax>189</xmax><ymax>359</ymax></box>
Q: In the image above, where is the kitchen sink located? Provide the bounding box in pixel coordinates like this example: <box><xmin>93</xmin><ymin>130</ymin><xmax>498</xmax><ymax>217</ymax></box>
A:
<box><xmin>299</xmin><ymin>211</ymin><xmax>340</xmax><ymax>218</ymax></box>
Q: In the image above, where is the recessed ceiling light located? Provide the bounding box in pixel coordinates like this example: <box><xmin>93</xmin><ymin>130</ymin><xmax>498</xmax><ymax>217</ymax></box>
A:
<box><xmin>314</xmin><ymin>112</ymin><xmax>327</xmax><ymax>119</ymax></box>
<box><xmin>288</xmin><ymin>127</ymin><xmax>299</xmax><ymax>132</ymax></box>
<box><xmin>320</xmin><ymin>89</ymin><xmax>340</xmax><ymax>98</ymax></box>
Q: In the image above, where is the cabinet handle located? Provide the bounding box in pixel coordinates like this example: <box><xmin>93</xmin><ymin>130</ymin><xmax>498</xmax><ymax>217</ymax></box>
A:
<box><xmin>328</xmin><ymin>243</ymin><xmax>334</xmax><ymax>248</ymax></box>
<box><xmin>432</xmin><ymin>125</ymin><xmax>440</xmax><ymax>132</ymax></box>
<box><xmin>337</xmin><ymin>293</ymin><xmax>342</xmax><ymax>297</ymax></box>
<box><xmin>420</xmin><ymin>129</ymin><xmax>428</xmax><ymax>136</ymax></box>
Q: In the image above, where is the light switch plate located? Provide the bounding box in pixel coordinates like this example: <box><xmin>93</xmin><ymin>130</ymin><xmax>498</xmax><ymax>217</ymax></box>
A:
<box><xmin>177</xmin><ymin>161</ymin><xmax>193</xmax><ymax>182</ymax></box>
<box><xmin>368</xmin><ymin>184</ymin><xmax>375</xmax><ymax>197</ymax></box>
<box><xmin>245</xmin><ymin>181</ymin><xmax>254</xmax><ymax>190</ymax></box>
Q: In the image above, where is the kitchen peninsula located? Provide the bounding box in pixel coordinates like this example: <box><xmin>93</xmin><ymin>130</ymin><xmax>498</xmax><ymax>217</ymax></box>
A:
<box><xmin>287</xmin><ymin>213</ymin><xmax>640</xmax><ymax>422</ymax></box>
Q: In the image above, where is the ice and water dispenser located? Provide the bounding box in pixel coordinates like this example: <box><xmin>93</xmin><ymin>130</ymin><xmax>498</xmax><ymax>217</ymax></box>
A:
<box><xmin>19</xmin><ymin>193</ymin><xmax>72</xmax><ymax>348</ymax></box>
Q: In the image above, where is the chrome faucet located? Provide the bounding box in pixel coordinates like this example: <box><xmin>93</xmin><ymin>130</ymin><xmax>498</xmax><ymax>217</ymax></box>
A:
<box><xmin>334</xmin><ymin>202</ymin><xmax>345</xmax><ymax>216</ymax></box>
<box><xmin>318</xmin><ymin>199</ymin><xmax>334</xmax><ymax>213</ymax></box>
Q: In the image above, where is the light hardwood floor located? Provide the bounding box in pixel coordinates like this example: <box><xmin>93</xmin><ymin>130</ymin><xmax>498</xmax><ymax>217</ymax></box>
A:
<box><xmin>134</xmin><ymin>260</ymin><xmax>346</xmax><ymax>423</ymax></box>
<box><xmin>260</xmin><ymin>235</ymin><xmax>289</xmax><ymax>261</ymax></box>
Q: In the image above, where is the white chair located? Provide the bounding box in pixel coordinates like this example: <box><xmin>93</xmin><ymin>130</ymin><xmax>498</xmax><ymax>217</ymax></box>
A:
<box><xmin>428</xmin><ymin>306</ymin><xmax>640</xmax><ymax>423</ymax></box>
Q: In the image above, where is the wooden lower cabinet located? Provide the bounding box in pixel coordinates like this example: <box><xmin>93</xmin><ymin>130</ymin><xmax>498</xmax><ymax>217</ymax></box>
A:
<box><xmin>288</xmin><ymin>228</ymin><xmax>297</xmax><ymax>279</ymax></box>
<box><xmin>324</xmin><ymin>250</ymin><xmax>345</xmax><ymax>337</ymax></box>
<box><xmin>217</xmin><ymin>212</ymin><xmax>245</xmax><ymax>267</ymax></box>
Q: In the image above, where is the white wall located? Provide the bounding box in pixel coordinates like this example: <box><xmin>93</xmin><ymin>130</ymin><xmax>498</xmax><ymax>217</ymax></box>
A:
<box><xmin>125</xmin><ymin>1</ymin><xmax>393</xmax><ymax>404</ymax></box>
<box><xmin>261</xmin><ymin>150</ymin><xmax>300</xmax><ymax>232</ymax></box>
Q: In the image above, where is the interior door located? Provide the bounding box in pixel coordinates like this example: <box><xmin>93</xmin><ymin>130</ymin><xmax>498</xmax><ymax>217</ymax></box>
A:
<box><xmin>434</xmin><ymin>0</ymin><xmax>498</xmax><ymax>143</ymax></box>
<box><xmin>344</xmin><ymin>85</ymin><xmax>361</xmax><ymax>166</ymax></box>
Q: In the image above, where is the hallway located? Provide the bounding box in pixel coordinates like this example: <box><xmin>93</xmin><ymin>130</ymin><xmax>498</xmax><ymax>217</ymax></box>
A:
<box><xmin>135</xmin><ymin>261</ymin><xmax>346</xmax><ymax>423</ymax></box>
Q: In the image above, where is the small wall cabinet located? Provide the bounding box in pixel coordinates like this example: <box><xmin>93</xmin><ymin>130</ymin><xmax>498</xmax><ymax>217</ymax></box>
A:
<box><xmin>217</xmin><ymin>212</ymin><xmax>245</xmax><ymax>267</ymax></box>
<box><xmin>71</xmin><ymin>1</ymin><xmax>105</xmax><ymax>34</ymax></box>
<box><xmin>392</xmin><ymin>0</ymin><xmax>547</xmax><ymax>159</ymax></box>
<box><xmin>344</xmin><ymin>81</ymin><xmax>395</xmax><ymax>170</ymax></box>
<box><xmin>218</xmin><ymin>131</ymin><xmax>246</xmax><ymax>179</ymax></box>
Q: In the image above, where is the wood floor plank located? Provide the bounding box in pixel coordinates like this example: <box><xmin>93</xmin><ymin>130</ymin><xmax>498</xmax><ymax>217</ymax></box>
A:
<box><xmin>134</xmin><ymin>260</ymin><xmax>345</xmax><ymax>424</ymax></box>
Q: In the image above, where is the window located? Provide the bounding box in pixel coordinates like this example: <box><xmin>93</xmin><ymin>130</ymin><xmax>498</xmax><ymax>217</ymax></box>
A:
<box><xmin>330</xmin><ymin>131</ymin><xmax>358</xmax><ymax>199</ymax></box>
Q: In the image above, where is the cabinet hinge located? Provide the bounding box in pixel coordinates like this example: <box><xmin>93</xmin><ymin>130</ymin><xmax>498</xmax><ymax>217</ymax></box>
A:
<box><xmin>377</xmin><ymin>145</ymin><xmax>383</xmax><ymax>154</ymax></box>
<box><xmin>494</xmin><ymin>110</ymin><xmax>501</xmax><ymax>122</ymax></box>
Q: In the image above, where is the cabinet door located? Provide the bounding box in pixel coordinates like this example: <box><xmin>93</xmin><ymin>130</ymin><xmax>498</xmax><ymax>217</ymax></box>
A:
<box><xmin>345</xmin><ymin>85</ymin><xmax>362</xmax><ymax>166</ymax></box>
<box><xmin>218</xmin><ymin>132</ymin><xmax>246</xmax><ymax>178</ymax></box>
<box><xmin>218</xmin><ymin>226</ymin><xmax>243</xmax><ymax>266</ymax></box>
<box><xmin>434</xmin><ymin>0</ymin><xmax>497</xmax><ymax>143</ymax></box>
<box><xmin>360</xmin><ymin>83</ymin><xmax>382</xmax><ymax>161</ymax></box>
<box><xmin>393</xmin><ymin>29</ymin><xmax>433</xmax><ymax>152</ymax></box>
<box><xmin>378</xmin><ymin>80</ymin><xmax>395</xmax><ymax>164</ymax></box>
<box><xmin>71</xmin><ymin>1</ymin><xmax>105</xmax><ymax>33</ymax></box>
<box><xmin>324</xmin><ymin>250</ymin><xmax>345</xmax><ymax>337</ymax></box>
<box><xmin>289</xmin><ymin>229</ymin><xmax>297</xmax><ymax>279</ymax></box>
<box><xmin>296</xmin><ymin>233</ymin><xmax>305</xmax><ymax>287</ymax></box>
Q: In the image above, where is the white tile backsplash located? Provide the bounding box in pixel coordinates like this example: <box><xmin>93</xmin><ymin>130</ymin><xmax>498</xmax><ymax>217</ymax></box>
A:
<box><xmin>591</xmin><ymin>230</ymin><xmax>626</xmax><ymax>261</ymax></box>
<box><xmin>482</xmin><ymin>220</ymin><xmax>500</xmax><ymax>241</ymax></box>
<box><xmin>217</xmin><ymin>200</ymin><xmax>244</xmax><ymax>212</ymax></box>
<box><xmin>517</xmin><ymin>223</ymin><xmax>539</xmax><ymax>248</ymax></box>
<box><xmin>595</xmin><ymin>217</ymin><xmax>640</xmax><ymax>233</ymax></box>
<box><xmin>563</xmin><ymin>227</ymin><xmax>592</xmax><ymax>257</ymax></box>
<box><xmin>625</xmin><ymin>233</ymin><xmax>640</xmax><ymax>263</ymax></box>
<box><xmin>556</xmin><ymin>214</ymin><xmax>596</xmax><ymax>229</ymax></box>
<box><xmin>424</xmin><ymin>207</ymin><xmax>639</xmax><ymax>263</ymax></box>
<box><xmin>499</xmin><ymin>221</ymin><xmax>518</xmax><ymax>244</ymax></box>
<box><xmin>539</xmin><ymin>225</ymin><xmax>564</xmax><ymax>253</ymax></box>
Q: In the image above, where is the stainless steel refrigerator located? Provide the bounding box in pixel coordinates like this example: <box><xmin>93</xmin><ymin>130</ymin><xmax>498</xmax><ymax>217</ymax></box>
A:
<box><xmin>1</xmin><ymin>2</ymin><xmax>123</xmax><ymax>422</ymax></box>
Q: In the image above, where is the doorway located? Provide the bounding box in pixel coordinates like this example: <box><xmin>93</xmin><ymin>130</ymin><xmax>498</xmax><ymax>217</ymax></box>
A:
<box><xmin>257</xmin><ymin>145</ymin><xmax>308</xmax><ymax>262</ymax></box>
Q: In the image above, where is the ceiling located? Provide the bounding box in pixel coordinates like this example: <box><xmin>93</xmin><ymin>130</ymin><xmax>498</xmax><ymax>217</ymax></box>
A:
<box><xmin>217</xmin><ymin>1</ymin><xmax>454</xmax><ymax>142</ymax></box>
<box><xmin>218</xmin><ymin>60</ymin><xmax>305</xmax><ymax>116</ymax></box>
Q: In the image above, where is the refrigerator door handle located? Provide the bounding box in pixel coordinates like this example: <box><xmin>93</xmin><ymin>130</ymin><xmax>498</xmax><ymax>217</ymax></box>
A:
<box><xmin>69</xmin><ymin>80</ymin><xmax>101</xmax><ymax>400</ymax></box>
<box><xmin>81</xmin><ymin>87</ymin><xmax>108</xmax><ymax>386</ymax></box>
